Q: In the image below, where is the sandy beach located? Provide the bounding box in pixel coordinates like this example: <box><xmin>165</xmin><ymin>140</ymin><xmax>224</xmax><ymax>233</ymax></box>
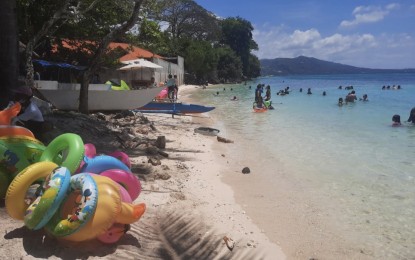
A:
<box><xmin>0</xmin><ymin>85</ymin><xmax>285</xmax><ymax>259</ymax></box>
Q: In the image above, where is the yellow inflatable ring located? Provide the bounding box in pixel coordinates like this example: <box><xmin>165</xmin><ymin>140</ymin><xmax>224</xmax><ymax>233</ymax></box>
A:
<box><xmin>40</xmin><ymin>133</ymin><xmax>84</xmax><ymax>174</ymax></box>
<box><xmin>5</xmin><ymin>161</ymin><xmax>58</xmax><ymax>220</ymax></box>
<box><xmin>45</xmin><ymin>173</ymin><xmax>98</xmax><ymax>237</ymax></box>
<box><xmin>24</xmin><ymin>167</ymin><xmax>71</xmax><ymax>230</ymax></box>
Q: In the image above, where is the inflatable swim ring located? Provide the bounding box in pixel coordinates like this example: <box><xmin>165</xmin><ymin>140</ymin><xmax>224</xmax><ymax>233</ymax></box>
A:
<box><xmin>45</xmin><ymin>173</ymin><xmax>98</xmax><ymax>237</ymax></box>
<box><xmin>0</xmin><ymin>142</ymin><xmax>31</xmax><ymax>182</ymax></box>
<box><xmin>0</xmin><ymin>125</ymin><xmax>34</xmax><ymax>138</ymax></box>
<box><xmin>100</xmin><ymin>169</ymin><xmax>141</xmax><ymax>201</ymax></box>
<box><xmin>24</xmin><ymin>167</ymin><xmax>71</xmax><ymax>230</ymax></box>
<box><xmin>253</xmin><ymin>107</ymin><xmax>267</xmax><ymax>113</ymax></box>
<box><xmin>194</xmin><ymin>127</ymin><xmax>220</xmax><ymax>136</ymax></box>
<box><xmin>40</xmin><ymin>133</ymin><xmax>84</xmax><ymax>174</ymax></box>
<box><xmin>79</xmin><ymin>154</ymin><xmax>130</xmax><ymax>174</ymax></box>
<box><xmin>107</xmin><ymin>151</ymin><xmax>131</xmax><ymax>169</ymax></box>
<box><xmin>0</xmin><ymin>102</ymin><xmax>21</xmax><ymax>125</ymax></box>
<box><xmin>0</xmin><ymin>136</ymin><xmax>46</xmax><ymax>198</ymax></box>
<box><xmin>5</xmin><ymin>161</ymin><xmax>59</xmax><ymax>220</ymax></box>
<box><xmin>0</xmin><ymin>135</ymin><xmax>45</xmax><ymax>164</ymax></box>
<box><xmin>58</xmin><ymin>175</ymin><xmax>145</xmax><ymax>242</ymax></box>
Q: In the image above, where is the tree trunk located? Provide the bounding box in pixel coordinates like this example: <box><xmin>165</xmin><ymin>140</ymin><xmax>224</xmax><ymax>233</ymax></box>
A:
<box><xmin>78</xmin><ymin>0</ymin><xmax>144</xmax><ymax>114</ymax></box>
<box><xmin>79</xmin><ymin>71</ymin><xmax>91</xmax><ymax>114</ymax></box>
<box><xmin>0</xmin><ymin>0</ymin><xmax>18</xmax><ymax>109</ymax></box>
<box><xmin>25</xmin><ymin>41</ymin><xmax>35</xmax><ymax>88</ymax></box>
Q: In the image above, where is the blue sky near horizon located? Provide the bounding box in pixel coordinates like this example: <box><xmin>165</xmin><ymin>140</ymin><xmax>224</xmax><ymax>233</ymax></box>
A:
<box><xmin>195</xmin><ymin>0</ymin><xmax>415</xmax><ymax>69</ymax></box>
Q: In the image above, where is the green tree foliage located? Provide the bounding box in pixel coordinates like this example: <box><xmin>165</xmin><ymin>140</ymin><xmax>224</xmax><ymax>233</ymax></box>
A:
<box><xmin>14</xmin><ymin>0</ymin><xmax>261</xmax><ymax>92</ymax></box>
<box><xmin>247</xmin><ymin>53</ymin><xmax>261</xmax><ymax>78</ymax></box>
<box><xmin>216</xmin><ymin>47</ymin><xmax>243</xmax><ymax>82</ymax></box>
<box><xmin>183</xmin><ymin>40</ymin><xmax>218</xmax><ymax>83</ymax></box>
<box><xmin>153</xmin><ymin>0</ymin><xmax>220</xmax><ymax>56</ymax></box>
<box><xmin>220</xmin><ymin>17</ymin><xmax>258</xmax><ymax>77</ymax></box>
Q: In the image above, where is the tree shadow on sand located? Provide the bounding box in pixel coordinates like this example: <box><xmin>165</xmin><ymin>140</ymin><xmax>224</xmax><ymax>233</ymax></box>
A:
<box><xmin>1</xmin><ymin>208</ymin><xmax>265</xmax><ymax>260</ymax></box>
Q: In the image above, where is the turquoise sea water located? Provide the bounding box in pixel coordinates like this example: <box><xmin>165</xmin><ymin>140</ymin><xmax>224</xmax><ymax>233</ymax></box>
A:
<box><xmin>189</xmin><ymin>73</ymin><xmax>415</xmax><ymax>259</ymax></box>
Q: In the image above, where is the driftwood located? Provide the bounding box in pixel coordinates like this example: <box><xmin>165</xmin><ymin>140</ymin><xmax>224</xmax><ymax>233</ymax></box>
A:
<box><xmin>217</xmin><ymin>136</ymin><xmax>234</xmax><ymax>143</ymax></box>
<box><xmin>158</xmin><ymin>150</ymin><xmax>169</xmax><ymax>157</ymax></box>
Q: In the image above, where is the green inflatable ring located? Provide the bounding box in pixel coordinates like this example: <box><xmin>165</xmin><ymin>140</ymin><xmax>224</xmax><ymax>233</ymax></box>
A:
<box><xmin>40</xmin><ymin>133</ymin><xmax>84</xmax><ymax>174</ymax></box>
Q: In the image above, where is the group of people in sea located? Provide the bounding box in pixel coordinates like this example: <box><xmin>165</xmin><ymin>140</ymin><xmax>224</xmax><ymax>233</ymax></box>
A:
<box><xmin>392</xmin><ymin>107</ymin><xmax>415</xmax><ymax>126</ymax></box>
<box><xmin>253</xmin><ymin>84</ymin><xmax>274</xmax><ymax>109</ymax></box>
<box><xmin>251</xmin><ymin>83</ymin><xmax>414</xmax><ymax>127</ymax></box>
<box><xmin>382</xmin><ymin>85</ymin><xmax>401</xmax><ymax>90</ymax></box>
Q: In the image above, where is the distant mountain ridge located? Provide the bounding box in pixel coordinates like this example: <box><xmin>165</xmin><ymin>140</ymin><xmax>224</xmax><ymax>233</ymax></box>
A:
<box><xmin>260</xmin><ymin>56</ymin><xmax>415</xmax><ymax>76</ymax></box>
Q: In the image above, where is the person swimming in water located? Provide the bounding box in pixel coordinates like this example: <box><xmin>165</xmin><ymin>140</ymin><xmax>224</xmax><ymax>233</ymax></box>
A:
<box><xmin>392</xmin><ymin>114</ymin><xmax>401</xmax><ymax>126</ymax></box>
<box><xmin>338</xmin><ymin>97</ymin><xmax>344</xmax><ymax>106</ymax></box>
<box><xmin>360</xmin><ymin>94</ymin><xmax>368</xmax><ymax>101</ymax></box>
<box><xmin>345</xmin><ymin>90</ymin><xmax>357</xmax><ymax>102</ymax></box>
<box><xmin>231</xmin><ymin>96</ymin><xmax>238</xmax><ymax>101</ymax></box>
<box><xmin>407</xmin><ymin>107</ymin><xmax>415</xmax><ymax>124</ymax></box>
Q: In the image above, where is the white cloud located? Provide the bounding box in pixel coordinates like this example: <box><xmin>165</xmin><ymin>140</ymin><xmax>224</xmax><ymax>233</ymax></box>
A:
<box><xmin>253</xmin><ymin>25</ymin><xmax>415</xmax><ymax>69</ymax></box>
<box><xmin>340</xmin><ymin>3</ymin><xmax>400</xmax><ymax>27</ymax></box>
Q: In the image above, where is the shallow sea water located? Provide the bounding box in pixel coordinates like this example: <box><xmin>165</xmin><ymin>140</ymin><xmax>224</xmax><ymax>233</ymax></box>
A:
<box><xmin>190</xmin><ymin>73</ymin><xmax>415</xmax><ymax>259</ymax></box>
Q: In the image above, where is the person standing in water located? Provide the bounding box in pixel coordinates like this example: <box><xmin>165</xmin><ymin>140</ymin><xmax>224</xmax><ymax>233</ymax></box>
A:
<box><xmin>392</xmin><ymin>114</ymin><xmax>401</xmax><ymax>126</ymax></box>
<box><xmin>264</xmin><ymin>85</ymin><xmax>271</xmax><ymax>101</ymax></box>
<box><xmin>407</xmin><ymin>107</ymin><xmax>415</xmax><ymax>124</ymax></box>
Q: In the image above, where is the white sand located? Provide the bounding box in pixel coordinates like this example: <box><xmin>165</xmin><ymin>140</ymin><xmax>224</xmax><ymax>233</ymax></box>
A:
<box><xmin>0</xmin><ymin>85</ymin><xmax>285</xmax><ymax>259</ymax></box>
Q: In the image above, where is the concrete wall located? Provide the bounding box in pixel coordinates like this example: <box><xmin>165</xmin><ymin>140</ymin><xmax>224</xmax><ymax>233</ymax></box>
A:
<box><xmin>99</xmin><ymin>56</ymin><xmax>184</xmax><ymax>88</ymax></box>
<box><xmin>152</xmin><ymin>56</ymin><xmax>184</xmax><ymax>86</ymax></box>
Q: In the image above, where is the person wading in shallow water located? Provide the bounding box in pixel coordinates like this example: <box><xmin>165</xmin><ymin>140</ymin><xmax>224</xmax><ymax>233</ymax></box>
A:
<box><xmin>407</xmin><ymin>107</ymin><xmax>415</xmax><ymax>124</ymax></box>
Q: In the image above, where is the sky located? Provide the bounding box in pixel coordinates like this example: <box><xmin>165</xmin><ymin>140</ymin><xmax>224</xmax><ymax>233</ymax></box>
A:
<box><xmin>195</xmin><ymin>0</ymin><xmax>415</xmax><ymax>69</ymax></box>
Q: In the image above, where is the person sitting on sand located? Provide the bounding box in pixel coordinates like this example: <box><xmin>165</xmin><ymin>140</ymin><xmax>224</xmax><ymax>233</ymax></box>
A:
<box><xmin>392</xmin><ymin>114</ymin><xmax>401</xmax><ymax>126</ymax></box>
<box><xmin>407</xmin><ymin>107</ymin><xmax>415</xmax><ymax>124</ymax></box>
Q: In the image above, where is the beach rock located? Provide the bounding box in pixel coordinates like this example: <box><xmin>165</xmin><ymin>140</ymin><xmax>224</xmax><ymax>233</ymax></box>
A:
<box><xmin>121</xmin><ymin>110</ymin><xmax>135</xmax><ymax>117</ymax></box>
<box><xmin>217</xmin><ymin>136</ymin><xmax>234</xmax><ymax>143</ymax></box>
<box><xmin>155</xmin><ymin>136</ymin><xmax>166</xmax><ymax>149</ymax></box>
<box><xmin>146</xmin><ymin>145</ymin><xmax>159</xmax><ymax>155</ymax></box>
<box><xmin>242</xmin><ymin>167</ymin><xmax>250</xmax><ymax>174</ymax></box>
<box><xmin>170</xmin><ymin>192</ymin><xmax>186</xmax><ymax>200</ymax></box>
<box><xmin>154</xmin><ymin>171</ymin><xmax>171</xmax><ymax>180</ymax></box>
<box><xmin>158</xmin><ymin>150</ymin><xmax>169</xmax><ymax>158</ymax></box>
<box><xmin>148</xmin><ymin>157</ymin><xmax>161</xmax><ymax>166</ymax></box>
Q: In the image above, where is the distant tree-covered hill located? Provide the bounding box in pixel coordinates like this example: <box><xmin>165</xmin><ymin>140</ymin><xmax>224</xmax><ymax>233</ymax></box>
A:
<box><xmin>260</xmin><ymin>56</ymin><xmax>415</xmax><ymax>76</ymax></box>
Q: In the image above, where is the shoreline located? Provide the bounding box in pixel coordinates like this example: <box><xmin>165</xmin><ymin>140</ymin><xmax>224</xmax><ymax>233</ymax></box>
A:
<box><xmin>0</xmin><ymin>85</ymin><xmax>285</xmax><ymax>259</ymax></box>
<box><xmin>180</xmin><ymin>84</ymin><xmax>377</xmax><ymax>260</ymax></box>
<box><xmin>177</xmin><ymin>85</ymin><xmax>286</xmax><ymax>258</ymax></box>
